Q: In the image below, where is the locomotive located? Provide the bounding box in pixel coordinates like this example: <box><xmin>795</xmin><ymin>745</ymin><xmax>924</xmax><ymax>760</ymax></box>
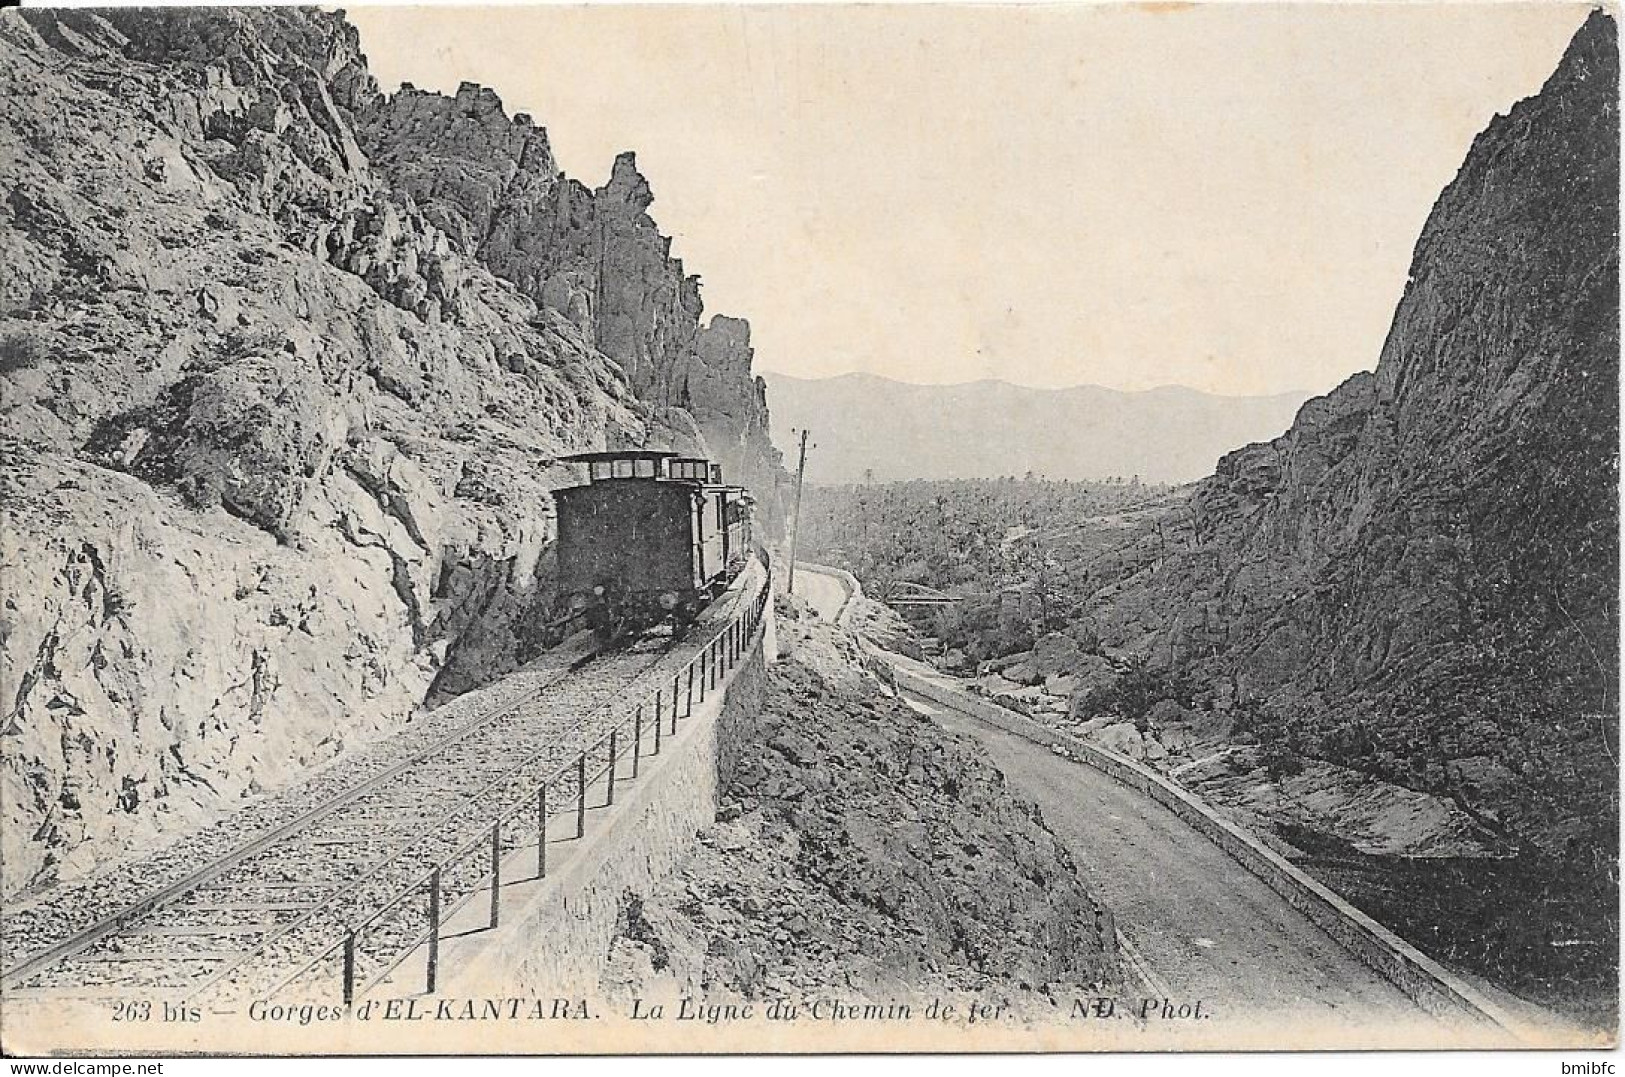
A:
<box><xmin>554</xmin><ymin>450</ymin><xmax>755</xmax><ymax>638</ymax></box>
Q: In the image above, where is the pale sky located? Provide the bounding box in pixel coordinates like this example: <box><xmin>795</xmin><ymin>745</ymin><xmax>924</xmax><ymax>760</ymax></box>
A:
<box><xmin>349</xmin><ymin>3</ymin><xmax>1592</xmax><ymax>397</ymax></box>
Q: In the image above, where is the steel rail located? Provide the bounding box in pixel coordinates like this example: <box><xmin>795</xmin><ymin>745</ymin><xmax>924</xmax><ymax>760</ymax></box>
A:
<box><xmin>181</xmin><ymin>641</ymin><xmax>681</xmax><ymax>1003</ymax></box>
<box><xmin>334</xmin><ymin>578</ymin><xmax>771</xmax><ymax>1002</ymax></box>
<box><xmin>7</xmin><ymin>563</ymin><xmax>769</xmax><ymax>1003</ymax></box>
<box><xmin>1</xmin><ymin>637</ymin><xmax>604</xmax><ymax>990</ymax></box>
<box><xmin>263</xmin><ymin>637</ymin><xmax>688</xmax><ymax>1000</ymax></box>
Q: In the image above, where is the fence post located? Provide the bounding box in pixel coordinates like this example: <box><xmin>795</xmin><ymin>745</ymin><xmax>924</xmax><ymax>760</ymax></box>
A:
<box><xmin>489</xmin><ymin>821</ymin><xmax>502</xmax><ymax>929</ymax></box>
<box><xmin>633</xmin><ymin>705</ymin><xmax>643</xmax><ymax>778</ymax></box>
<box><xmin>654</xmin><ymin>692</ymin><xmax>663</xmax><ymax>754</ymax></box>
<box><xmin>427</xmin><ymin>868</ymin><xmax>441</xmax><ymax>994</ymax></box>
<box><xmin>342</xmin><ymin>930</ymin><xmax>356</xmax><ymax>1010</ymax></box>
<box><xmin>576</xmin><ymin>753</ymin><xmax>587</xmax><ymax>838</ymax></box>
<box><xmin>537</xmin><ymin>784</ymin><xmax>548</xmax><ymax>878</ymax></box>
<box><xmin>606</xmin><ymin>730</ymin><xmax>619</xmax><ymax>807</ymax></box>
<box><xmin>686</xmin><ymin>664</ymin><xmax>695</xmax><ymax>717</ymax></box>
<box><xmin>672</xmin><ymin>674</ymin><xmax>681</xmax><ymax>720</ymax></box>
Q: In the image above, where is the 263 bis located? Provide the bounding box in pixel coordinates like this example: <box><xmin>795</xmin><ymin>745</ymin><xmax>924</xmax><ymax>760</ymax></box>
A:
<box><xmin>111</xmin><ymin>1000</ymin><xmax>199</xmax><ymax>1022</ymax></box>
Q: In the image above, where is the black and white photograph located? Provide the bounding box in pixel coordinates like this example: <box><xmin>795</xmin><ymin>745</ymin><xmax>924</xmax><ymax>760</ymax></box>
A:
<box><xmin>0</xmin><ymin>0</ymin><xmax>1617</xmax><ymax>1057</ymax></box>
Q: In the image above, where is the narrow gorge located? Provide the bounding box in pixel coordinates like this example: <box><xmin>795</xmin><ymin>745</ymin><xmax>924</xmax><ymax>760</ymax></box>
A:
<box><xmin>799</xmin><ymin>9</ymin><xmax>1618</xmax><ymax>1025</ymax></box>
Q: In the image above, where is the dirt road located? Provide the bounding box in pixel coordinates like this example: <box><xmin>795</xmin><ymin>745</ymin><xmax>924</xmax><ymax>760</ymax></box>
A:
<box><xmin>795</xmin><ymin>564</ymin><xmax>1437</xmax><ymax>1042</ymax></box>
<box><xmin>789</xmin><ymin>564</ymin><xmax>850</xmax><ymax>623</ymax></box>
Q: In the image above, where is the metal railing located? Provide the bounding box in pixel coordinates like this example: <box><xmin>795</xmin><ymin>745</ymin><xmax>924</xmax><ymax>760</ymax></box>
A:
<box><xmin>272</xmin><ymin>575</ymin><xmax>773</xmax><ymax>1005</ymax></box>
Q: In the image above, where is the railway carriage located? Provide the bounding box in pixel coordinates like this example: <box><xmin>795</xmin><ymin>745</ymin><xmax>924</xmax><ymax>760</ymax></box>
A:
<box><xmin>554</xmin><ymin>450</ymin><xmax>754</xmax><ymax>638</ymax></box>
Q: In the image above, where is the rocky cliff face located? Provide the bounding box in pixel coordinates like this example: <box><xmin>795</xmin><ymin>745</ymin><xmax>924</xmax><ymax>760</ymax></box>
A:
<box><xmin>0</xmin><ymin>8</ymin><xmax>780</xmax><ymax>896</ymax></box>
<box><xmin>353</xmin><ymin>83</ymin><xmax>784</xmax><ymax>515</ymax></box>
<box><xmin>1094</xmin><ymin>11</ymin><xmax>1618</xmax><ymax>859</ymax></box>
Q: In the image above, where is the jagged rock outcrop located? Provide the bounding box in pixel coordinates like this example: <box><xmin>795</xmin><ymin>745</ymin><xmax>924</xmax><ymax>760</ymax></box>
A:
<box><xmin>353</xmin><ymin>87</ymin><xmax>785</xmax><ymax>515</ymax></box>
<box><xmin>1092</xmin><ymin>11</ymin><xmax>1619</xmax><ymax>859</ymax></box>
<box><xmin>0</xmin><ymin>7</ymin><xmax>780</xmax><ymax>896</ymax></box>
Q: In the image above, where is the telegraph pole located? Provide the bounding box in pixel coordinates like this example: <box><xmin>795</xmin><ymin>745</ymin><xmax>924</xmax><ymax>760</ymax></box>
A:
<box><xmin>786</xmin><ymin>428</ymin><xmax>811</xmax><ymax>594</ymax></box>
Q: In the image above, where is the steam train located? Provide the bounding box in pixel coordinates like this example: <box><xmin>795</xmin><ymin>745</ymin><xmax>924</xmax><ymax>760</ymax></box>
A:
<box><xmin>554</xmin><ymin>450</ymin><xmax>754</xmax><ymax>638</ymax></box>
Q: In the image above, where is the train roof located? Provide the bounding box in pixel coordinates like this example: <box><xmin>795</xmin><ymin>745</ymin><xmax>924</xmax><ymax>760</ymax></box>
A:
<box><xmin>558</xmin><ymin>450</ymin><xmax>681</xmax><ymax>463</ymax></box>
<box><xmin>557</xmin><ymin>451</ymin><xmax>745</xmax><ymax>494</ymax></box>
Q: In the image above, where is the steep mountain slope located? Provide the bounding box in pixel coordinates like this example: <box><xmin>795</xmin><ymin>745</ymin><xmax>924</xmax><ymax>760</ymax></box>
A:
<box><xmin>0</xmin><ymin>9</ymin><xmax>778</xmax><ymax>896</ymax></box>
<box><xmin>762</xmin><ymin>371</ymin><xmax>1309</xmax><ymax>484</ymax></box>
<box><xmin>1093</xmin><ymin>9</ymin><xmax>1618</xmax><ymax>861</ymax></box>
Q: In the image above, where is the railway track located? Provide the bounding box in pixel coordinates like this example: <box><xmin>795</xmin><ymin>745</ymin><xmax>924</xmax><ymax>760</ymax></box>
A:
<box><xmin>2</xmin><ymin>577</ymin><xmax>762</xmax><ymax>1003</ymax></box>
<box><xmin>0</xmin><ymin>632</ymin><xmax>590</xmax><ymax>966</ymax></box>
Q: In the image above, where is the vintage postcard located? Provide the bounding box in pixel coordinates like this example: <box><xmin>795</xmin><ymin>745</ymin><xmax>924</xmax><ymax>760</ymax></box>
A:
<box><xmin>0</xmin><ymin>0</ymin><xmax>1617</xmax><ymax>1058</ymax></box>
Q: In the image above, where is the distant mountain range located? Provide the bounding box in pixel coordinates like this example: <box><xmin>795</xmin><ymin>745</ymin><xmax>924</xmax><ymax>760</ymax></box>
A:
<box><xmin>760</xmin><ymin>371</ymin><xmax>1312</xmax><ymax>485</ymax></box>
